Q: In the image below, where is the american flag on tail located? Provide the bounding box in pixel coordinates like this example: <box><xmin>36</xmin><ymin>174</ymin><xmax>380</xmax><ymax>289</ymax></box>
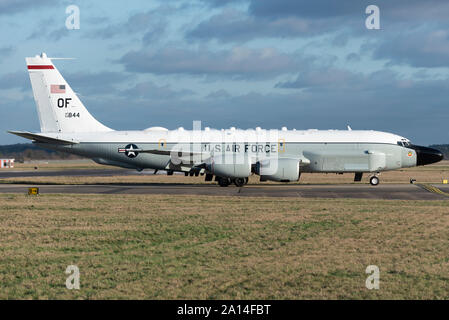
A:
<box><xmin>50</xmin><ymin>84</ymin><xmax>66</xmax><ymax>94</ymax></box>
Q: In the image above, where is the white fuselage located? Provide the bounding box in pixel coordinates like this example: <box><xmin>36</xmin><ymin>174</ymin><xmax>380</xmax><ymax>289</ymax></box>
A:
<box><xmin>36</xmin><ymin>128</ymin><xmax>418</xmax><ymax>177</ymax></box>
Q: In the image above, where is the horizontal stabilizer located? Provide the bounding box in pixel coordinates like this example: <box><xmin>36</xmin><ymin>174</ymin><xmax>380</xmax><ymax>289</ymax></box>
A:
<box><xmin>7</xmin><ymin>131</ymin><xmax>78</xmax><ymax>145</ymax></box>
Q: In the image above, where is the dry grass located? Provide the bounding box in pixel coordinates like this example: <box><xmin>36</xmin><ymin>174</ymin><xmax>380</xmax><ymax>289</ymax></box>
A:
<box><xmin>10</xmin><ymin>160</ymin><xmax>115</xmax><ymax>171</ymax></box>
<box><xmin>0</xmin><ymin>193</ymin><xmax>448</xmax><ymax>299</ymax></box>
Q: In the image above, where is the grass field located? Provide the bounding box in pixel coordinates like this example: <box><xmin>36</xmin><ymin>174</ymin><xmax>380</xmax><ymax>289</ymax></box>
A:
<box><xmin>8</xmin><ymin>160</ymin><xmax>107</xmax><ymax>171</ymax></box>
<box><xmin>0</xmin><ymin>193</ymin><xmax>448</xmax><ymax>299</ymax></box>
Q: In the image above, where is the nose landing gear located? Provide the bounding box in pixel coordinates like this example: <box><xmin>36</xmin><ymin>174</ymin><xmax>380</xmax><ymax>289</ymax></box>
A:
<box><xmin>369</xmin><ymin>175</ymin><xmax>380</xmax><ymax>186</ymax></box>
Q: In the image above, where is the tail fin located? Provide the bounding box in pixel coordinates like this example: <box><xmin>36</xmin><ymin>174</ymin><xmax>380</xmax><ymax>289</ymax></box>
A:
<box><xmin>26</xmin><ymin>53</ymin><xmax>112</xmax><ymax>133</ymax></box>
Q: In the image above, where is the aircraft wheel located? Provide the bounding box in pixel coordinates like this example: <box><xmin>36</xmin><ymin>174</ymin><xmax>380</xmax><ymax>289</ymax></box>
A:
<box><xmin>244</xmin><ymin>177</ymin><xmax>249</xmax><ymax>185</ymax></box>
<box><xmin>234</xmin><ymin>178</ymin><xmax>246</xmax><ymax>187</ymax></box>
<box><xmin>218</xmin><ymin>177</ymin><xmax>230</xmax><ymax>187</ymax></box>
<box><xmin>370</xmin><ymin>176</ymin><xmax>380</xmax><ymax>186</ymax></box>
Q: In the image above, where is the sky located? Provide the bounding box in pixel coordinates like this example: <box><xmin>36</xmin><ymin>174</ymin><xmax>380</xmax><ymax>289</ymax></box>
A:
<box><xmin>0</xmin><ymin>0</ymin><xmax>448</xmax><ymax>145</ymax></box>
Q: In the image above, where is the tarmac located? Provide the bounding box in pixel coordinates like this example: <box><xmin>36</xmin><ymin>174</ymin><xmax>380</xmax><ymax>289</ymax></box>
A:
<box><xmin>0</xmin><ymin>182</ymin><xmax>448</xmax><ymax>200</ymax></box>
<box><xmin>0</xmin><ymin>169</ymin><xmax>132</xmax><ymax>178</ymax></box>
<box><xmin>1</xmin><ymin>169</ymin><xmax>449</xmax><ymax>200</ymax></box>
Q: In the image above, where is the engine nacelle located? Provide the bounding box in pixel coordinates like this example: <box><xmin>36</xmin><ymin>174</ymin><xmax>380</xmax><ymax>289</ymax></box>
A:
<box><xmin>256</xmin><ymin>158</ymin><xmax>300</xmax><ymax>182</ymax></box>
<box><xmin>207</xmin><ymin>154</ymin><xmax>251</xmax><ymax>178</ymax></box>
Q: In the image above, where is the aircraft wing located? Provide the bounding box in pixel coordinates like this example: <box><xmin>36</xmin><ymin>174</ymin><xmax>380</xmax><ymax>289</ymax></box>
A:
<box><xmin>7</xmin><ymin>131</ymin><xmax>79</xmax><ymax>145</ymax></box>
<box><xmin>140</xmin><ymin>149</ymin><xmax>205</xmax><ymax>157</ymax></box>
<box><xmin>135</xmin><ymin>149</ymin><xmax>210</xmax><ymax>172</ymax></box>
<box><xmin>142</xmin><ymin>149</ymin><xmax>209</xmax><ymax>165</ymax></box>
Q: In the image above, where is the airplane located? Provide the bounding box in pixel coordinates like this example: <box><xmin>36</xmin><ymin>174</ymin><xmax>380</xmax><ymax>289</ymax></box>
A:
<box><xmin>8</xmin><ymin>53</ymin><xmax>444</xmax><ymax>187</ymax></box>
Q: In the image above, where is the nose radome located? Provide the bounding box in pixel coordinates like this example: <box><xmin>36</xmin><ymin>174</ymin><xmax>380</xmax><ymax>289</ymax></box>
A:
<box><xmin>412</xmin><ymin>145</ymin><xmax>444</xmax><ymax>166</ymax></box>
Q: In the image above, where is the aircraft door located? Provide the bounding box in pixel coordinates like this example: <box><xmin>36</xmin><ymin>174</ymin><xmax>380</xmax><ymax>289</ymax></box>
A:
<box><xmin>368</xmin><ymin>151</ymin><xmax>386</xmax><ymax>172</ymax></box>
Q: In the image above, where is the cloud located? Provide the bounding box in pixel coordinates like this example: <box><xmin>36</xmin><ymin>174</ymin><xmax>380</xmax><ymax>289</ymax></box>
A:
<box><xmin>372</xmin><ymin>29</ymin><xmax>449</xmax><ymax>68</ymax></box>
<box><xmin>27</xmin><ymin>19</ymin><xmax>72</xmax><ymax>42</ymax></box>
<box><xmin>84</xmin><ymin>16</ymin><xmax>110</xmax><ymax>26</ymax></box>
<box><xmin>206</xmin><ymin>89</ymin><xmax>232</xmax><ymax>99</ymax></box>
<box><xmin>275</xmin><ymin>67</ymin><xmax>435</xmax><ymax>92</ymax></box>
<box><xmin>122</xmin><ymin>81</ymin><xmax>194</xmax><ymax>100</ymax></box>
<box><xmin>142</xmin><ymin>23</ymin><xmax>167</xmax><ymax>45</ymax></box>
<box><xmin>0</xmin><ymin>46</ymin><xmax>15</xmax><ymax>58</ymax></box>
<box><xmin>270</xmin><ymin>65</ymin><xmax>449</xmax><ymax>144</ymax></box>
<box><xmin>47</xmin><ymin>27</ymin><xmax>71</xmax><ymax>41</ymax></box>
<box><xmin>346</xmin><ymin>53</ymin><xmax>360</xmax><ymax>62</ymax></box>
<box><xmin>189</xmin><ymin>0</ymin><xmax>449</xmax><ymax>46</ymax></box>
<box><xmin>0</xmin><ymin>71</ymin><xmax>29</xmax><ymax>91</ymax></box>
<box><xmin>0</xmin><ymin>0</ymin><xmax>58</xmax><ymax>15</ymax></box>
<box><xmin>276</xmin><ymin>68</ymin><xmax>364</xmax><ymax>90</ymax></box>
<box><xmin>189</xmin><ymin>0</ymin><xmax>367</xmax><ymax>44</ymax></box>
<box><xmin>0</xmin><ymin>98</ymin><xmax>40</xmax><ymax>141</ymax></box>
<box><xmin>248</xmin><ymin>0</ymin><xmax>449</xmax><ymax>21</ymax></box>
<box><xmin>199</xmin><ymin>0</ymin><xmax>243</xmax><ymax>7</ymax></box>
<box><xmin>186</xmin><ymin>1</ymin><xmax>449</xmax><ymax>73</ymax></box>
<box><xmin>82</xmin><ymin>72</ymin><xmax>449</xmax><ymax>145</ymax></box>
<box><xmin>63</xmin><ymin>71</ymin><xmax>131</xmax><ymax>95</ymax></box>
<box><xmin>119</xmin><ymin>46</ymin><xmax>299</xmax><ymax>78</ymax></box>
<box><xmin>87</xmin><ymin>7</ymin><xmax>168</xmax><ymax>44</ymax></box>
<box><xmin>187</xmin><ymin>9</ymin><xmax>316</xmax><ymax>43</ymax></box>
<box><xmin>248</xmin><ymin>0</ymin><xmax>363</xmax><ymax>19</ymax></box>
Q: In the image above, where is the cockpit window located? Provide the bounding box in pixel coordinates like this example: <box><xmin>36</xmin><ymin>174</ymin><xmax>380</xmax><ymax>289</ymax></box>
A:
<box><xmin>397</xmin><ymin>140</ymin><xmax>411</xmax><ymax>147</ymax></box>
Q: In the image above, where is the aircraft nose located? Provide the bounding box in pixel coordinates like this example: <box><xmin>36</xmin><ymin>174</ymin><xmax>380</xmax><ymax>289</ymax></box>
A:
<box><xmin>411</xmin><ymin>145</ymin><xmax>444</xmax><ymax>166</ymax></box>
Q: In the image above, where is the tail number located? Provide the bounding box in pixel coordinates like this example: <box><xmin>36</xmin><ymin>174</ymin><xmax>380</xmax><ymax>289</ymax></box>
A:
<box><xmin>57</xmin><ymin>98</ymin><xmax>72</xmax><ymax>108</ymax></box>
<box><xmin>65</xmin><ymin>112</ymin><xmax>80</xmax><ymax>118</ymax></box>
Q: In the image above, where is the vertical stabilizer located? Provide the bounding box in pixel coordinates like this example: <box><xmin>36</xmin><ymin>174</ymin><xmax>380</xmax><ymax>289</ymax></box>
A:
<box><xmin>26</xmin><ymin>53</ymin><xmax>112</xmax><ymax>133</ymax></box>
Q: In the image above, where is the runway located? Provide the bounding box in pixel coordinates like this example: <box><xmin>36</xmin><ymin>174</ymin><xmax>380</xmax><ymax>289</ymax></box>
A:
<box><xmin>0</xmin><ymin>183</ymin><xmax>448</xmax><ymax>200</ymax></box>
<box><xmin>0</xmin><ymin>169</ymin><xmax>134</xmax><ymax>178</ymax></box>
<box><xmin>1</xmin><ymin>168</ymin><xmax>449</xmax><ymax>199</ymax></box>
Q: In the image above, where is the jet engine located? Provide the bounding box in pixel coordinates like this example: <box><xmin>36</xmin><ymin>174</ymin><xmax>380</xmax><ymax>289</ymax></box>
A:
<box><xmin>256</xmin><ymin>158</ymin><xmax>300</xmax><ymax>182</ymax></box>
<box><xmin>206</xmin><ymin>154</ymin><xmax>251</xmax><ymax>178</ymax></box>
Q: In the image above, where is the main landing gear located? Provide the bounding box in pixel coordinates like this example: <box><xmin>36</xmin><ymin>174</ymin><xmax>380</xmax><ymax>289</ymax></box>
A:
<box><xmin>234</xmin><ymin>178</ymin><xmax>246</xmax><ymax>187</ymax></box>
<box><xmin>218</xmin><ymin>177</ymin><xmax>230</xmax><ymax>187</ymax></box>
<box><xmin>217</xmin><ymin>177</ymin><xmax>249</xmax><ymax>187</ymax></box>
